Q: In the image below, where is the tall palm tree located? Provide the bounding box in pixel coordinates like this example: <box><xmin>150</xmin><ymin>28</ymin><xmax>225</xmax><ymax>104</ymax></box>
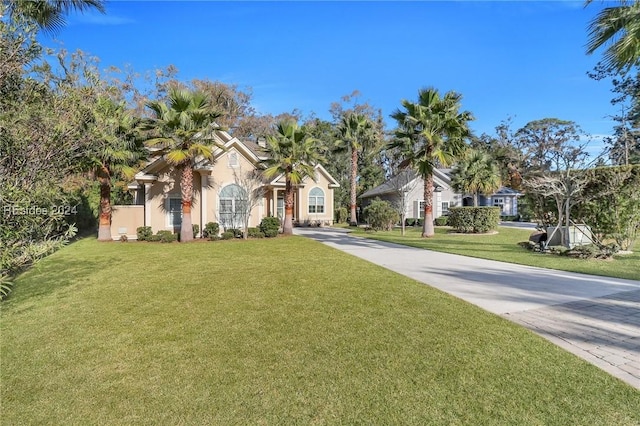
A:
<box><xmin>451</xmin><ymin>149</ymin><xmax>502</xmax><ymax>207</ymax></box>
<box><xmin>144</xmin><ymin>88</ymin><xmax>222</xmax><ymax>242</ymax></box>
<box><xmin>262</xmin><ymin>119</ymin><xmax>320</xmax><ymax>235</ymax></box>
<box><xmin>89</xmin><ymin>97</ymin><xmax>145</xmax><ymax>241</ymax></box>
<box><xmin>335</xmin><ymin>112</ymin><xmax>375</xmax><ymax>226</ymax></box>
<box><xmin>586</xmin><ymin>0</ymin><xmax>640</xmax><ymax>71</ymax></box>
<box><xmin>4</xmin><ymin>0</ymin><xmax>105</xmax><ymax>33</ymax></box>
<box><xmin>390</xmin><ymin>88</ymin><xmax>473</xmax><ymax>237</ymax></box>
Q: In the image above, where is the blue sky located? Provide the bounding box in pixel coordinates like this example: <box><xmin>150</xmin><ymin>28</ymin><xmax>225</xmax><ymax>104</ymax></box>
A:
<box><xmin>55</xmin><ymin>1</ymin><xmax>619</xmax><ymax>151</ymax></box>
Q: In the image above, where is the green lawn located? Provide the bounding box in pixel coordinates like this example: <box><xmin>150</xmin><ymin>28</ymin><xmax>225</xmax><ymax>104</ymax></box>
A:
<box><xmin>1</xmin><ymin>237</ymin><xmax>639</xmax><ymax>424</ymax></box>
<box><xmin>350</xmin><ymin>226</ymin><xmax>640</xmax><ymax>281</ymax></box>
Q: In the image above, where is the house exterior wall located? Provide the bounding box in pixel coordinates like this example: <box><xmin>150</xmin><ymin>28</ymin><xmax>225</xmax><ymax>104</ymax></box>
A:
<box><xmin>297</xmin><ymin>171</ymin><xmax>335</xmax><ymax>225</ymax></box>
<box><xmin>110</xmin><ymin>205</ymin><xmax>144</xmax><ymax>240</ymax></box>
<box><xmin>205</xmin><ymin>149</ymin><xmax>263</xmax><ymax>231</ymax></box>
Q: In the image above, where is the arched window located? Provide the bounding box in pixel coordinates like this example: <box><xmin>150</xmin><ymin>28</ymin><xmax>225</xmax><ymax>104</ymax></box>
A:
<box><xmin>219</xmin><ymin>184</ymin><xmax>247</xmax><ymax>228</ymax></box>
<box><xmin>228</xmin><ymin>151</ymin><xmax>239</xmax><ymax>168</ymax></box>
<box><xmin>308</xmin><ymin>187</ymin><xmax>325</xmax><ymax>213</ymax></box>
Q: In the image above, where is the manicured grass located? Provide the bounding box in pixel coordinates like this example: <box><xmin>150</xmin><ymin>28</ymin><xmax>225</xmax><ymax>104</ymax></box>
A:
<box><xmin>1</xmin><ymin>237</ymin><xmax>639</xmax><ymax>424</ymax></box>
<box><xmin>351</xmin><ymin>226</ymin><xmax>640</xmax><ymax>281</ymax></box>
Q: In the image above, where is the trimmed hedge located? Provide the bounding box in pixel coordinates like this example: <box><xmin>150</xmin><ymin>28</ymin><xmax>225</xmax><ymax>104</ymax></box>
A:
<box><xmin>202</xmin><ymin>222</ymin><xmax>220</xmax><ymax>240</ymax></box>
<box><xmin>434</xmin><ymin>216</ymin><xmax>449</xmax><ymax>226</ymax></box>
<box><xmin>448</xmin><ymin>207</ymin><xmax>500</xmax><ymax>233</ymax></box>
<box><xmin>260</xmin><ymin>217</ymin><xmax>280</xmax><ymax>238</ymax></box>
<box><xmin>136</xmin><ymin>226</ymin><xmax>153</xmax><ymax>241</ymax></box>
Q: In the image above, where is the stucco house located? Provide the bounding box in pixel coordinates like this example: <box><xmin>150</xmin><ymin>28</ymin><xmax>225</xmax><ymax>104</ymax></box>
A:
<box><xmin>359</xmin><ymin>169</ymin><xmax>520</xmax><ymax>220</ymax></box>
<box><xmin>109</xmin><ymin>128</ymin><xmax>339</xmax><ymax>240</ymax></box>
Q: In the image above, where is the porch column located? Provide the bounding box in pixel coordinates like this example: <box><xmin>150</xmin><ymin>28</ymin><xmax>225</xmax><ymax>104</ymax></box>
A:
<box><xmin>144</xmin><ymin>183</ymin><xmax>152</xmax><ymax>227</ymax></box>
<box><xmin>200</xmin><ymin>174</ymin><xmax>207</xmax><ymax>231</ymax></box>
<box><xmin>272</xmin><ymin>188</ymin><xmax>278</xmax><ymax>217</ymax></box>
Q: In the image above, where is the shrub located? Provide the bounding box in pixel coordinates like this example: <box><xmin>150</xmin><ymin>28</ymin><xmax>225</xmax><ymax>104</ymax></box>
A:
<box><xmin>335</xmin><ymin>207</ymin><xmax>348</xmax><ymax>224</ymax></box>
<box><xmin>363</xmin><ymin>198</ymin><xmax>399</xmax><ymax>231</ymax></box>
<box><xmin>192</xmin><ymin>224</ymin><xmax>200</xmax><ymax>238</ymax></box>
<box><xmin>227</xmin><ymin>228</ymin><xmax>243</xmax><ymax>238</ymax></box>
<box><xmin>434</xmin><ymin>216</ymin><xmax>449</xmax><ymax>226</ymax></box>
<box><xmin>202</xmin><ymin>222</ymin><xmax>220</xmax><ymax>240</ymax></box>
<box><xmin>136</xmin><ymin>226</ymin><xmax>153</xmax><ymax>241</ymax></box>
<box><xmin>405</xmin><ymin>218</ymin><xmax>415</xmax><ymax>227</ymax></box>
<box><xmin>152</xmin><ymin>230</ymin><xmax>177</xmax><ymax>243</ymax></box>
<box><xmin>449</xmin><ymin>207</ymin><xmax>500</xmax><ymax>233</ymax></box>
<box><xmin>247</xmin><ymin>227</ymin><xmax>265</xmax><ymax>238</ymax></box>
<box><xmin>260</xmin><ymin>216</ymin><xmax>280</xmax><ymax>238</ymax></box>
<box><xmin>220</xmin><ymin>231</ymin><xmax>235</xmax><ymax>240</ymax></box>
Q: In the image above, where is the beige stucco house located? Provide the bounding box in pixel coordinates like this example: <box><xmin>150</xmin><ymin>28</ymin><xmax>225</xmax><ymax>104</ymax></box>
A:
<box><xmin>109</xmin><ymin>129</ymin><xmax>339</xmax><ymax>240</ymax></box>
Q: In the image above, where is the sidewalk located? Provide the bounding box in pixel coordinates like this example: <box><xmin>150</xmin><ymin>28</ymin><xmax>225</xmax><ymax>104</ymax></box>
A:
<box><xmin>294</xmin><ymin>227</ymin><xmax>640</xmax><ymax>389</ymax></box>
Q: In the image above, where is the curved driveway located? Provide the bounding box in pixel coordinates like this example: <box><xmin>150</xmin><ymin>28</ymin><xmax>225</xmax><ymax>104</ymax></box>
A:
<box><xmin>294</xmin><ymin>227</ymin><xmax>640</xmax><ymax>389</ymax></box>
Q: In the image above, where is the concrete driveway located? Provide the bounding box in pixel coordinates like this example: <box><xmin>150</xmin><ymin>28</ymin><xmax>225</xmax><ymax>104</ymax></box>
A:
<box><xmin>294</xmin><ymin>227</ymin><xmax>640</xmax><ymax>389</ymax></box>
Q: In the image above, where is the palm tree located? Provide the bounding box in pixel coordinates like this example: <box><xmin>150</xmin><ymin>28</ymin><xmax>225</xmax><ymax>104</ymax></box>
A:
<box><xmin>586</xmin><ymin>0</ymin><xmax>640</xmax><ymax>72</ymax></box>
<box><xmin>144</xmin><ymin>88</ymin><xmax>222</xmax><ymax>242</ymax></box>
<box><xmin>262</xmin><ymin>120</ymin><xmax>321</xmax><ymax>235</ymax></box>
<box><xmin>4</xmin><ymin>0</ymin><xmax>105</xmax><ymax>33</ymax></box>
<box><xmin>390</xmin><ymin>88</ymin><xmax>473</xmax><ymax>237</ymax></box>
<box><xmin>89</xmin><ymin>97</ymin><xmax>145</xmax><ymax>241</ymax></box>
<box><xmin>451</xmin><ymin>149</ymin><xmax>502</xmax><ymax>207</ymax></box>
<box><xmin>335</xmin><ymin>112</ymin><xmax>375</xmax><ymax>226</ymax></box>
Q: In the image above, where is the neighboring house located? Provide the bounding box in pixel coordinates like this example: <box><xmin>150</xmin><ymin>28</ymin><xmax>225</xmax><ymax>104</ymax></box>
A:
<box><xmin>110</xmin><ymin>128</ymin><xmax>339</xmax><ymax>240</ymax></box>
<box><xmin>359</xmin><ymin>169</ymin><xmax>520</xmax><ymax>220</ymax></box>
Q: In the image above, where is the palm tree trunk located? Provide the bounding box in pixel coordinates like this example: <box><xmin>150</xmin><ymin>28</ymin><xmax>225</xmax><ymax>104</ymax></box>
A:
<box><xmin>283</xmin><ymin>175</ymin><xmax>294</xmax><ymax>235</ymax></box>
<box><xmin>349</xmin><ymin>148</ymin><xmax>358</xmax><ymax>226</ymax></box>
<box><xmin>473</xmin><ymin>192</ymin><xmax>478</xmax><ymax>207</ymax></box>
<box><xmin>97</xmin><ymin>169</ymin><xmax>112</xmax><ymax>242</ymax></box>
<box><xmin>180</xmin><ymin>164</ymin><xmax>194</xmax><ymax>242</ymax></box>
<box><xmin>422</xmin><ymin>174</ymin><xmax>435</xmax><ymax>237</ymax></box>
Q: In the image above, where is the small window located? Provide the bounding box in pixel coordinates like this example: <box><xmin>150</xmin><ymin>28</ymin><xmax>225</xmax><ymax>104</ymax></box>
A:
<box><xmin>228</xmin><ymin>152</ymin><xmax>239</xmax><ymax>168</ymax></box>
<box><xmin>308</xmin><ymin>187</ymin><xmax>325</xmax><ymax>214</ymax></box>
<box><xmin>167</xmin><ymin>198</ymin><xmax>182</xmax><ymax>227</ymax></box>
<box><xmin>441</xmin><ymin>202</ymin><xmax>449</xmax><ymax>214</ymax></box>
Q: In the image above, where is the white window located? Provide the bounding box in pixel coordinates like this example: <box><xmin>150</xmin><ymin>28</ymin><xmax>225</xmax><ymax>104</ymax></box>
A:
<box><xmin>219</xmin><ymin>184</ymin><xmax>247</xmax><ymax>228</ymax></box>
<box><xmin>493</xmin><ymin>197</ymin><xmax>504</xmax><ymax>212</ymax></box>
<box><xmin>308</xmin><ymin>188</ymin><xmax>325</xmax><ymax>213</ymax></box>
<box><xmin>441</xmin><ymin>201</ymin><xmax>449</xmax><ymax>214</ymax></box>
<box><xmin>167</xmin><ymin>197</ymin><xmax>182</xmax><ymax>227</ymax></box>
<box><xmin>418</xmin><ymin>201</ymin><xmax>426</xmax><ymax>218</ymax></box>
<box><xmin>228</xmin><ymin>151</ymin><xmax>239</xmax><ymax>168</ymax></box>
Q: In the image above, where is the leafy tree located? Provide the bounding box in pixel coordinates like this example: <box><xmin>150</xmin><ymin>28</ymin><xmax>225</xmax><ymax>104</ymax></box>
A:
<box><xmin>88</xmin><ymin>97</ymin><xmax>145</xmax><ymax>241</ymax></box>
<box><xmin>144</xmin><ymin>88</ymin><xmax>222</xmax><ymax>242</ymax></box>
<box><xmin>390</xmin><ymin>87</ymin><xmax>473</xmax><ymax>237</ymax></box>
<box><xmin>262</xmin><ymin>120</ymin><xmax>321</xmax><ymax>235</ymax></box>
<box><xmin>328</xmin><ymin>91</ymin><xmax>387</xmax><ymax>218</ymax></box>
<box><xmin>335</xmin><ymin>112</ymin><xmax>376</xmax><ymax>225</ymax></box>
<box><xmin>517</xmin><ymin>119</ymin><xmax>591</xmax><ymax>247</ymax></box>
<box><xmin>363</xmin><ymin>198</ymin><xmax>399</xmax><ymax>231</ymax></box>
<box><xmin>451</xmin><ymin>149</ymin><xmax>502</xmax><ymax>207</ymax></box>
<box><xmin>586</xmin><ymin>0</ymin><xmax>640</xmax><ymax>72</ymax></box>
<box><xmin>589</xmin><ymin>63</ymin><xmax>640</xmax><ymax>165</ymax></box>
<box><xmin>3</xmin><ymin>0</ymin><xmax>105</xmax><ymax>33</ymax></box>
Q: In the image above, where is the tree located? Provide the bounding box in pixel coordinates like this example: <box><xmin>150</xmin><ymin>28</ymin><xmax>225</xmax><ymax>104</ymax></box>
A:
<box><xmin>518</xmin><ymin>119</ymin><xmax>591</xmax><ymax>247</ymax></box>
<box><xmin>388</xmin><ymin>168</ymin><xmax>418</xmax><ymax>236</ymax></box>
<box><xmin>3</xmin><ymin>0</ymin><xmax>105</xmax><ymax>34</ymax></box>
<box><xmin>390</xmin><ymin>87</ymin><xmax>473</xmax><ymax>237</ymax></box>
<box><xmin>451</xmin><ymin>149</ymin><xmax>502</xmax><ymax>207</ymax></box>
<box><xmin>335</xmin><ymin>112</ymin><xmax>376</xmax><ymax>225</ymax></box>
<box><xmin>230</xmin><ymin>166</ymin><xmax>266</xmax><ymax>239</ymax></box>
<box><xmin>589</xmin><ymin>63</ymin><xmax>640</xmax><ymax>165</ymax></box>
<box><xmin>586</xmin><ymin>0</ymin><xmax>640</xmax><ymax>72</ymax></box>
<box><xmin>88</xmin><ymin>97</ymin><xmax>144</xmax><ymax>241</ymax></box>
<box><xmin>144</xmin><ymin>88</ymin><xmax>222</xmax><ymax>242</ymax></box>
<box><xmin>262</xmin><ymin>120</ymin><xmax>320</xmax><ymax>235</ymax></box>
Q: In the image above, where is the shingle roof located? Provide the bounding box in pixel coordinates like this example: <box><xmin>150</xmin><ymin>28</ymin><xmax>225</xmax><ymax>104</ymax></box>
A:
<box><xmin>359</xmin><ymin>170</ymin><xmax>418</xmax><ymax>198</ymax></box>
